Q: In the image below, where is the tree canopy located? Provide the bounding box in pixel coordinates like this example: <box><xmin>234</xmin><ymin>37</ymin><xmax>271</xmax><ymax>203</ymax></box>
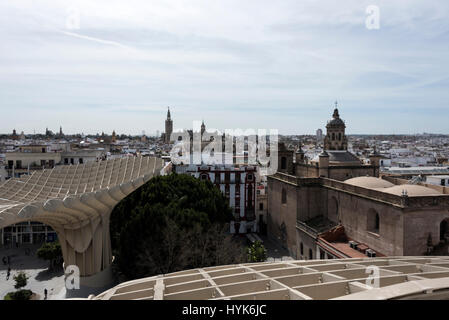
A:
<box><xmin>36</xmin><ymin>241</ymin><xmax>62</xmax><ymax>270</ymax></box>
<box><xmin>110</xmin><ymin>173</ymin><xmax>245</xmax><ymax>280</ymax></box>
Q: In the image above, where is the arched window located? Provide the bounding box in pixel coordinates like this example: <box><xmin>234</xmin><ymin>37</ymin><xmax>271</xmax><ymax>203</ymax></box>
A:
<box><xmin>281</xmin><ymin>188</ymin><xmax>287</xmax><ymax>204</ymax></box>
<box><xmin>367</xmin><ymin>208</ymin><xmax>380</xmax><ymax>234</ymax></box>
<box><xmin>320</xmin><ymin>249</ymin><xmax>325</xmax><ymax>260</ymax></box>
<box><xmin>281</xmin><ymin>157</ymin><xmax>287</xmax><ymax>170</ymax></box>
<box><xmin>375</xmin><ymin>213</ymin><xmax>380</xmax><ymax>231</ymax></box>
<box><xmin>328</xmin><ymin>197</ymin><xmax>339</xmax><ymax>222</ymax></box>
<box><xmin>440</xmin><ymin>220</ymin><xmax>448</xmax><ymax>241</ymax></box>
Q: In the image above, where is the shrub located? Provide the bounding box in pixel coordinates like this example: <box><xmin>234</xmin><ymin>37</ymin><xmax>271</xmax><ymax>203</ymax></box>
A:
<box><xmin>247</xmin><ymin>241</ymin><xmax>267</xmax><ymax>262</ymax></box>
<box><xmin>13</xmin><ymin>271</ymin><xmax>29</xmax><ymax>290</ymax></box>
<box><xmin>4</xmin><ymin>290</ymin><xmax>33</xmax><ymax>300</ymax></box>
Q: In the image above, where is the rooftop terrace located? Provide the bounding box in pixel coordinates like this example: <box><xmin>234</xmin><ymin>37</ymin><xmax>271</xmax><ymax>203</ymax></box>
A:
<box><xmin>88</xmin><ymin>256</ymin><xmax>449</xmax><ymax>300</ymax></box>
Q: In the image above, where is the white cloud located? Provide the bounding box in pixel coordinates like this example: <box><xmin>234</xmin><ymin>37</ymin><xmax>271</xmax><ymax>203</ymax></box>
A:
<box><xmin>0</xmin><ymin>0</ymin><xmax>449</xmax><ymax>134</ymax></box>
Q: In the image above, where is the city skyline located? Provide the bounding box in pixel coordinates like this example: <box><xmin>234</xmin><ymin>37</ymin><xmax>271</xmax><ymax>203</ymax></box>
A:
<box><xmin>1</xmin><ymin>0</ymin><xmax>449</xmax><ymax>135</ymax></box>
<box><xmin>4</xmin><ymin>124</ymin><xmax>449</xmax><ymax>137</ymax></box>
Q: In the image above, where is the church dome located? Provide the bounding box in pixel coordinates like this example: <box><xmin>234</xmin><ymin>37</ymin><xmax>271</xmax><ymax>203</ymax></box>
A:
<box><xmin>381</xmin><ymin>185</ymin><xmax>441</xmax><ymax>196</ymax></box>
<box><xmin>327</xmin><ymin>108</ymin><xmax>345</xmax><ymax>127</ymax></box>
<box><xmin>328</xmin><ymin>117</ymin><xmax>345</xmax><ymax>126</ymax></box>
<box><xmin>344</xmin><ymin>176</ymin><xmax>394</xmax><ymax>189</ymax></box>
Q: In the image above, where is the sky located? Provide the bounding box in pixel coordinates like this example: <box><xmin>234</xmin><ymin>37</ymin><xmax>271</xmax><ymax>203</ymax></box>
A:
<box><xmin>1</xmin><ymin>0</ymin><xmax>449</xmax><ymax>135</ymax></box>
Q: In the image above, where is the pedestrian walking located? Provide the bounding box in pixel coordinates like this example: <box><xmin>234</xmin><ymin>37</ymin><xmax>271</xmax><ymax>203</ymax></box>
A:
<box><xmin>44</xmin><ymin>288</ymin><xmax>48</xmax><ymax>300</ymax></box>
<box><xmin>6</xmin><ymin>267</ymin><xmax>10</xmax><ymax>280</ymax></box>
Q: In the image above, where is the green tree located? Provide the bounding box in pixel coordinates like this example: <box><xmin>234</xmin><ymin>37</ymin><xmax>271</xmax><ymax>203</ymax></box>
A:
<box><xmin>110</xmin><ymin>173</ymin><xmax>245</xmax><ymax>280</ymax></box>
<box><xmin>37</xmin><ymin>242</ymin><xmax>62</xmax><ymax>270</ymax></box>
<box><xmin>247</xmin><ymin>241</ymin><xmax>267</xmax><ymax>262</ymax></box>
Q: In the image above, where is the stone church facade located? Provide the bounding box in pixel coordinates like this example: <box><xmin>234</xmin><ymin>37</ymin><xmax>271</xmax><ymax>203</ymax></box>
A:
<box><xmin>268</xmin><ymin>106</ymin><xmax>449</xmax><ymax>261</ymax></box>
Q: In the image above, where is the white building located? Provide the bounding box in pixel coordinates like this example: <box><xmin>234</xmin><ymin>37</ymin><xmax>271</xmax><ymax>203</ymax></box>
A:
<box><xmin>61</xmin><ymin>149</ymin><xmax>106</xmax><ymax>165</ymax></box>
<box><xmin>175</xmin><ymin>161</ymin><xmax>258</xmax><ymax>234</ymax></box>
<box><xmin>426</xmin><ymin>175</ymin><xmax>449</xmax><ymax>187</ymax></box>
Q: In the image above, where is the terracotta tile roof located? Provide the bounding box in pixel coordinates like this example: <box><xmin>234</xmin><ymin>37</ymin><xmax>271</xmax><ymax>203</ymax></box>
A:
<box><xmin>318</xmin><ymin>225</ymin><xmax>385</xmax><ymax>258</ymax></box>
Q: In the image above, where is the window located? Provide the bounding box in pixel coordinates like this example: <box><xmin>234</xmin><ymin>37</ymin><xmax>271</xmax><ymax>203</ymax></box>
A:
<box><xmin>64</xmin><ymin>158</ymin><xmax>69</xmax><ymax>164</ymax></box>
<box><xmin>41</xmin><ymin>160</ymin><xmax>46</xmax><ymax>167</ymax></box>
<box><xmin>247</xmin><ymin>184</ymin><xmax>253</xmax><ymax>210</ymax></box>
<box><xmin>300</xmin><ymin>243</ymin><xmax>304</xmax><ymax>255</ymax></box>
<box><xmin>367</xmin><ymin>209</ymin><xmax>380</xmax><ymax>234</ymax></box>
<box><xmin>320</xmin><ymin>249</ymin><xmax>325</xmax><ymax>260</ymax></box>
<box><xmin>8</xmin><ymin>160</ymin><xmax>13</xmax><ymax>169</ymax></box>
<box><xmin>309</xmin><ymin>249</ymin><xmax>313</xmax><ymax>260</ymax></box>
<box><xmin>79</xmin><ymin>158</ymin><xmax>83</xmax><ymax>164</ymax></box>
<box><xmin>281</xmin><ymin>157</ymin><xmax>287</xmax><ymax>170</ymax></box>
<box><xmin>42</xmin><ymin>148</ymin><xmax>46</xmax><ymax>153</ymax></box>
<box><xmin>49</xmin><ymin>160</ymin><xmax>55</xmax><ymax>167</ymax></box>
<box><xmin>281</xmin><ymin>188</ymin><xmax>287</xmax><ymax>204</ymax></box>
<box><xmin>332</xmin><ymin>133</ymin><xmax>335</xmax><ymax>140</ymax></box>
<box><xmin>247</xmin><ymin>173</ymin><xmax>253</xmax><ymax>181</ymax></box>
<box><xmin>328</xmin><ymin>197</ymin><xmax>339</xmax><ymax>222</ymax></box>
<box><xmin>338</xmin><ymin>133</ymin><xmax>341</xmax><ymax>141</ymax></box>
<box><xmin>32</xmin><ymin>226</ymin><xmax>45</xmax><ymax>232</ymax></box>
<box><xmin>259</xmin><ymin>203</ymin><xmax>264</xmax><ymax>211</ymax></box>
<box><xmin>200</xmin><ymin>173</ymin><xmax>208</xmax><ymax>181</ymax></box>
<box><xmin>441</xmin><ymin>179</ymin><xmax>446</xmax><ymax>186</ymax></box>
<box><xmin>440</xmin><ymin>220</ymin><xmax>448</xmax><ymax>240</ymax></box>
<box><xmin>22</xmin><ymin>233</ymin><xmax>31</xmax><ymax>244</ymax></box>
<box><xmin>225</xmin><ymin>172</ymin><xmax>230</xmax><ymax>183</ymax></box>
<box><xmin>70</xmin><ymin>158</ymin><xmax>74</xmax><ymax>165</ymax></box>
<box><xmin>16</xmin><ymin>160</ymin><xmax>22</xmax><ymax>169</ymax></box>
<box><xmin>235</xmin><ymin>173</ymin><xmax>241</xmax><ymax>184</ymax></box>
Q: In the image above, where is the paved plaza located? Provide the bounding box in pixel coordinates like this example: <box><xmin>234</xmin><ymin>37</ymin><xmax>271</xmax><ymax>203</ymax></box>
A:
<box><xmin>0</xmin><ymin>244</ymin><xmax>66</xmax><ymax>300</ymax></box>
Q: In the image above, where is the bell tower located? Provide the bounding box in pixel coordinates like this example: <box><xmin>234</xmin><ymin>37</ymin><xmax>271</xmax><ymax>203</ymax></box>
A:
<box><xmin>323</xmin><ymin>101</ymin><xmax>348</xmax><ymax>151</ymax></box>
<box><xmin>165</xmin><ymin>107</ymin><xmax>173</xmax><ymax>143</ymax></box>
<box><xmin>201</xmin><ymin>120</ymin><xmax>206</xmax><ymax>136</ymax></box>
